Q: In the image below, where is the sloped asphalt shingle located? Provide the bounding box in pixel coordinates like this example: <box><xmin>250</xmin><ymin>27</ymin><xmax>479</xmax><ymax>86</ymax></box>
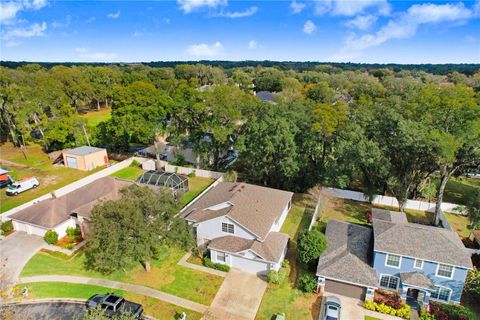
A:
<box><xmin>373</xmin><ymin>218</ymin><xmax>472</xmax><ymax>269</ymax></box>
<box><xmin>400</xmin><ymin>272</ymin><xmax>435</xmax><ymax>290</ymax></box>
<box><xmin>316</xmin><ymin>220</ymin><xmax>378</xmax><ymax>288</ymax></box>
<box><xmin>208</xmin><ymin>232</ymin><xmax>289</xmax><ymax>263</ymax></box>
<box><xmin>182</xmin><ymin>182</ymin><xmax>293</xmax><ymax>240</ymax></box>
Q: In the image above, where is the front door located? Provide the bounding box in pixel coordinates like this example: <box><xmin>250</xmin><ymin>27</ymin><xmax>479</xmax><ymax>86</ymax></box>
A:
<box><xmin>406</xmin><ymin>288</ymin><xmax>420</xmax><ymax>310</ymax></box>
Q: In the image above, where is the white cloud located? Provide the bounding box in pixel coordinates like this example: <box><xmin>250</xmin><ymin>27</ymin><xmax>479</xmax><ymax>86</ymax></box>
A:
<box><xmin>290</xmin><ymin>1</ymin><xmax>306</xmax><ymax>14</ymax></box>
<box><xmin>303</xmin><ymin>20</ymin><xmax>317</xmax><ymax>35</ymax></box>
<box><xmin>3</xmin><ymin>22</ymin><xmax>47</xmax><ymax>40</ymax></box>
<box><xmin>342</xmin><ymin>2</ymin><xmax>475</xmax><ymax>54</ymax></box>
<box><xmin>133</xmin><ymin>31</ymin><xmax>143</xmax><ymax>37</ymax></box>
<box><xmin>345</xmin><ymin>15</ymin><xmax>377</xmax><ymax>30</ymax></box>
<box><xmin>177</xmin><ymin>0</ymin><xmax>227</xmax><ymax>14</ymax></box>
<box><xmin>218</xmin><ymin>6</ymin><xmax>257</xmax><ymax>18</ymax></box>
<box><xmin>5</xmin><ymin>40</ymin><xmax>22</xmax><ymax>47</ymax></box>
<box><xmin>75</xmin><ymin>48</ymin><xmax>117</xmax><ymax>61</ymax></box>
<box><xmin>314</xmin><ymin>0</ymin><xmax>390</xmax><ymax>17</ymax></box>
<box><xmin>107</xmin><ymin>10</ymin><xmax>121</xmax><ymax>19</ymax></box>
<box><xmin>248</xmin><ymin>40</ymin><xmax>258</xmax><ymax>49</ymax></box>
<box><xmin>52</xmin><ymin>14</ymin><xmax>71</xmax><ymax>28</ymax></box>
<box><xmin>85</xmin><ymin>16</ymin><xmax>96</xmax><ymax>23</ymax></box>
<box><xmin>187</xmin><ymin>41</ymin><xmax>224</xmax><ymax>58</ymax></box>
<box><xmin>0</xmin><ymin>0</ymin><xmax>48</xmax><ymax>24</ymax></box>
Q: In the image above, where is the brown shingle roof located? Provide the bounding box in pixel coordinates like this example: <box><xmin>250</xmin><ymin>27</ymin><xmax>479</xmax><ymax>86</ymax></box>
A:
<box><xmin>208</xmin><ymin>232</ymin><xmax>289</xmax><ymax>263</ymax></box>
<box><xmin>182</xmin><ymin>182</ymin><xmax>293</xmax><ymax>240</ymax></box>
<box><xmin>400</xmin><ymin>272</ymin><xmax>435</xmax><ymax>290</ymax></box>
<box><xmin>10</xmin><ymin>177</ymin><xmax>134</xmax><ymax>228</ymax></box>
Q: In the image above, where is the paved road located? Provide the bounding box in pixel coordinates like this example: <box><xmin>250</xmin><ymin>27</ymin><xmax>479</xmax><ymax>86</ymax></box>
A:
<box><xmin>204</xmin><ymin>269</ymin><xmax>267</xmax><ymax>320</ymax></box>
<box><xmin>0</xmin><ymin>232</ymin><xmax>44</xmax><ymax>283</ymax></box>
<box><xmin>20</xmin><ymin>275</ymin><xmax>208</xmax><ymax>313</ymax></box>
<box><xmin>0</xmin><ymin>302</ymin><xmax>85</xmax><ymax>320</ymax></box>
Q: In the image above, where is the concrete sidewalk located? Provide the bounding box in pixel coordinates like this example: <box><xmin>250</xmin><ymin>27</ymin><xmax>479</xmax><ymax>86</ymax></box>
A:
<box><xmin>178</xmin><ymin>253</ymin><xmax>227</xmax><ymax>277</ymax></box>
<box><xmin>20</xmin><ymin>275</ymin><xmax>208</xmax><ymax>313</ymax></box>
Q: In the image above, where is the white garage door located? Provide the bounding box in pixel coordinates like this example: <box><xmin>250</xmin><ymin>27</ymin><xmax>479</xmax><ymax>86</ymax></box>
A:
<box><xmin>230</xmin><ymin>255</ymin><xmax>270</xmax><ymax>275</ymax></box>
<box><xmin>13</xmin><ymin>221</ymin><xmax>28</xmax><ymax>233</ymax></box>
<box><xmin>66</xmin><ymin>156</ymin><xmax>78</xmax><ymax>169</ymax></box>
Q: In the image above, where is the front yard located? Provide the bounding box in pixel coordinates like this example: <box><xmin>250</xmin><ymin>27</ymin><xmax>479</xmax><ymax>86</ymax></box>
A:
<box><xmin>0</xmin><ymin>143</ymin><xmax>105</xmax><ymax>213</ymax></box>
<box><xmin>21</xmin><ymin>246</ymin><xmax>223</xmax><ymax>305</ymax></box>
<box><xmin>256</xmin><ymin>194</ymin><xmax>322</xmax><ymax>320</ymax></box>
<box><xmin>19</xmin><ymin>282</ymin><xmax>202</xmax><ymax>320</ymax></box>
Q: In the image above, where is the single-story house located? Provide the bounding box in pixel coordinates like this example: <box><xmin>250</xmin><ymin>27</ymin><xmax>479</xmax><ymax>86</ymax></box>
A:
<box><xmin>10</xmin><ymin>177</ymin><xmax>133</xmax><ymax>238</ymax></box>
<box><xmin>182</xmin><ymin>182</ymin><xmax>293</xmax><ymax>274</ymax></box>
<box><xmin>317</xmin><ymin>209</ymin><xmax>473</xmax><ymax>308</ymax></box>
<box><xmin>63</xmin><ymin>146</ymin><xmax>108</xmax><ymax>171</ymax></box>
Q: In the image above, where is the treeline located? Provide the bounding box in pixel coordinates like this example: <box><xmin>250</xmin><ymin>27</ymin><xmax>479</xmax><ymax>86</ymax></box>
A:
<box><xmin>1</xmin><ymin>63</ymin><xmax>479</xmax><ymax>221</ymax></box>
<box><xmin>2</xmin><ymin>60</ymin><xmax>480</xmax><ymax>75</ymax></box>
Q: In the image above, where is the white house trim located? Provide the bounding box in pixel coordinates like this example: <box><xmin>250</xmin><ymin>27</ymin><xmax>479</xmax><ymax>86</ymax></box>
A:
<box><xmin>374</xmin><ymin>250</ymin><xmax>469</xmax><ymax>270</ymax></box>
<box><xmin>413</xmin><ymin>259</ymin><xmax>424</xmax><ymax>270</ymax></box>
<box><xmin>435</xmin><ymin>263</ymin><xmax>455</xmax><ymax>280</ymax></box>
<box><xmin>384</xmin><ymin>253</ymin><xmax>402</xmax><ymax>269</ymax></box>
<box><xmin>379</xmin><ymin>274</ymin><xmax>400</xmax><ymax>291</ymax></box>
<box><xmin>429</xmin><ymin>285</ymin><xmax>452</xmax><ymax>303</ymax></box>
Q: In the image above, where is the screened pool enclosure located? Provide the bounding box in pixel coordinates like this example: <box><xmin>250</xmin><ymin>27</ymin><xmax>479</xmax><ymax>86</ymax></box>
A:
<box><xmin>136</xmin><ymin>170</ymin><xmax>189</xmax><ymax>193</ymax></box>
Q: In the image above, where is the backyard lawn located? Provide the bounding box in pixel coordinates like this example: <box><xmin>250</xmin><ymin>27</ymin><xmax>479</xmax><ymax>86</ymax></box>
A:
<box><xmin>21</xmin><ymin>246</ymin><xmax>223</xmax><ymax>305</ymax></box>
<box><xmin>110</xmin><ymin>166</ymin><xmax>145</xmax><ymax>180</ymax></box>
<box><xmin>256</xmin><ymin>193</ymin><xmax>322</xmax><ymax>320</ymax></box>
<box><xmin>19</xmin><ymin>282</ymin><xmax>202</xmax><ymax>320</ymax></box>
<box><xmin>439</xmin><ymin>176</ymin><xmax>480</xmax><ymax>206</ymax></box>
<box><xmin>0</xmin><ymin>143</ymin><xmax>105</xmax><ymax>213</ymax></box>
<box><xmin>180</xmin><ymin>176</ymin><xmax>214</xmax><ymax>207</ymax></box>
<box><xmin>80</xmin><ymin>108</ymin><xmax>111</xmax><ymax>127</ymax></box>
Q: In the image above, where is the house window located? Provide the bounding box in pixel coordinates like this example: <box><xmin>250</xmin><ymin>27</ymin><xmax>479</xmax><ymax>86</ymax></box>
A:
<box><xmin>217</xmin><ymin>251</ymin><xmax>226</xmax><ymax>263</ymax></box>
<box><xmin>414</xmin><ymin>259</ymin><xmax>424</xmax><ymax>269</ymax></box>
<box><xmin>431</xmin><ymin>287</ymin><xmax>451</xmax><ymax>302</ymax></box>
<box><xmin>436</xmin><ymin>264</ymin><xmax>454</xmax><ymax>278</ymax></box>
<box><xmin>379</xmin><ymin>275</ymin><xmax>399</xmax><ymax>290</ymax></box>
<box><xmin>385</xmin><ymin>254</ymin><xmax>401</xmax><ymax>268</ymax></box>
<box><xmin>221</xmin><ymin>223</ymin><xmax>234</xmax><ymax>234</ymax></box>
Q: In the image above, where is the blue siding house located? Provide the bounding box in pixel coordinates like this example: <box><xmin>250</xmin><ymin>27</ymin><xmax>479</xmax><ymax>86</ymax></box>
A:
<box><xmin>317</xmin><ymin>208</ymin><xmax>472</xmax><ymax>310</ymax></box>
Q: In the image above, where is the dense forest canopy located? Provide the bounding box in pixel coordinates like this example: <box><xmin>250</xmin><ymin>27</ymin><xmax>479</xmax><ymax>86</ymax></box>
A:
<box><xmin>1</xmin><ymin>62</ymin><xmax>479</xmax><ymax>221</ymax></box>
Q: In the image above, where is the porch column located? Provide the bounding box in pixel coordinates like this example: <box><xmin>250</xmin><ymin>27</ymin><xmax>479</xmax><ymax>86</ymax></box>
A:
<box><xmin>400</xmin><ymin>286</ymin><xmax>408</xmax><ymax>303</ymax></box>
<box><xmin>365</xmin><ymin>287</ymin><xmax>375</xmax><ymax>302</ymax></box>
<box><xmin>317</xmin><ymin>277</ymin><xmax>325</xmax><ymax>295</ymax></box>
<box><xmin>423</xmin><ymin>291</ymin><xmax>431</xmax><ymax>311</ymax></box>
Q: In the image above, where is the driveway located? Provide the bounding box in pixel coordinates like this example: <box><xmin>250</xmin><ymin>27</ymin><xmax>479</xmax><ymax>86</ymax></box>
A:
<box><xmin>204</xmin><ymin>269</ymin><xmax>267</xmax><ymax>320</ymax></box>
<box><xmin>0</xmin><ymin>232</ymin><xmax>44</xmax><ymax>284</ymax></box>
<box><xmin>0</xmin><ymin>302</ymin><xmax>85</xmax><ymax>320</ymax></box>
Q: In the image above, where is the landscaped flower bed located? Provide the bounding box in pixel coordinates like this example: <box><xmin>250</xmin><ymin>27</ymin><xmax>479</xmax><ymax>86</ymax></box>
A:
<box><xmin>55</xmin><ymin>226</ymin><xmax>83</xmax><ymax>249</ymax></box>
<box><xmin>364</xmin><ymin>300</ymin><xmax>410</xmax><ymax>319</ymax></box>
<box><xmin>374</xmin><ymin>289</ymin><xmax>403</xmax><ymax>309</ymax></box>
<box><xmin>429</xmin><ymin>301</ymin><xmax>473</xmax><ymax>320</ymax></box>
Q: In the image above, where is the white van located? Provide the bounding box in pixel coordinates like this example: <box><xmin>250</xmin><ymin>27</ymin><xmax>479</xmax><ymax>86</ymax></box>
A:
<box><xmin>6</xmin><ymin>177</ymin><xmax>39</xmax><ymax>196</ymax></box>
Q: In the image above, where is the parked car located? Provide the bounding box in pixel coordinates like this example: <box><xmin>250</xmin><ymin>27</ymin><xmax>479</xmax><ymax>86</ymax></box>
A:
<box><xmin>322</xmin><ymin>296</ymin><xmax>341</xmax><ymax>320</ymax></box>
<box><xmin>6</xmin><ymin>177</ymin><xmax>39</xmax><ymax>196</ymax></box>
<box><xmin>87</xmin><ymin>294</ymin><xmax>143</xmax><ymax>319</ymax></box>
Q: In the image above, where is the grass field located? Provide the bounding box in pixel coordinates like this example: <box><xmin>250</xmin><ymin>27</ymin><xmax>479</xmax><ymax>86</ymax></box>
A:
<box><xmin>80</xmin><ymin>108</ymin><xmax>111</xmax><ymax>127</ymax></box>
<box><xmin>110</xmin><ymin>166</ymin><xmax>145</xmax><ymax>180</ymax></box>
<box><xmin>0</xmin><ymin>143</ymin><xmax>105</xmax><ymax>213</ymax></box>
<box><xmin>179</xmin><ymin>176</ymin><xmax>214</xmax><ymax>207</ymax></box>
<box><xmin>440</xmin><ymin>176</ymin><xmax>480</xmax><ymax>206</ymax></box>
<box><xmin>20</xmin><ymin>282</ymin><xmax>202</xmax><ymax>319</ymax></box>
<box><xmin>256</xmin><ymin>193</ymin><xmax>322</xmax><ymax>320</ymax></box>
<box><xmin>21</xmin><ymin>246</ymin><xmax>223</xmax><ymax>305</ymax></box>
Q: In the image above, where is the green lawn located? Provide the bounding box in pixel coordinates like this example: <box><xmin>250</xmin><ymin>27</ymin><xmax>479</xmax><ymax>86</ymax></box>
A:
<box><xmin>180</xmin><ymin>176</ymin><xmax>214</xmax><ymax>207</ymax></box>
<box><xmin>1</xmin><ymin>143</ymin><xmax>105</xmax><ymax>213</ymax></box>
<box><xmin>110</xmin><ymin>166</ymin><xmax>145</xmax><ymax>180</ymax></box>
<box><xmin>80</xmin><ymin>108</ymin><xmax>111</xmax><ymax>127</ymax></box>
<box><xmin>21</xmin><ymin>246</ymin><xmax>223</xmax><ymax>305</ymax></box>
<box><xmin>439</xmin><ymin>176</ymin><xmax>480</xmax><ymax>206</ymax></box>
<box><xmin>20</xmin><ymin>282</ymin><xmax>202</xmax><ymax>320</ymax></box>
<box><xmin>365</xmin><ymin>316</ymin><xmax>382</xmax><ymax>320</ymax></box>
<box><xmin>445</xmin><ymin>212</ymin><xmax>471</xmax><ymax>238</ymax></box>
<box><xmin>256</xmin><ymin>194</ymin><xmax>322</xmax><ymax>320</ymax></box>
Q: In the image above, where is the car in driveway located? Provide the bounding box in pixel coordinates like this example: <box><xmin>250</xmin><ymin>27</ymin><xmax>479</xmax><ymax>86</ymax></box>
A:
<box><xmin>87</xmin><ymin>294</ymin><xmax>143</xmax><ymax>319</ymax></box>
<box><xmin>322</xmin><ymin>296</ymin><xmax>341</xmax><ymax>320</ymax></box>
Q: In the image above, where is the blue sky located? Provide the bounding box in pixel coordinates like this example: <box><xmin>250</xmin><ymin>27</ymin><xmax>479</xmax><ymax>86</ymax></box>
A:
<box><xmin>1</xmin><ymin>0</ymin><xmax>479</xmax><ymax>63</ymax></box>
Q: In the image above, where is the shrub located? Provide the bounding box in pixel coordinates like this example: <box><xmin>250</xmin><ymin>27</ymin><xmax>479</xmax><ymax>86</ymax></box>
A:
<box><xmin>278</xmin><ymin>265</ymin><xmax>289</xmax><ymax>284</ymax></box>
<box><xmin>44</xmin><ymin>230</ymin><xmax>58</xmax><ymax>244</ymax></box>
<box><xmin>363</xmin><ymin>301</ymin><xmax>410</xmax><ymax>319</ymax></box>
<box><xmin>297</xmin><ymin>273</ymin><xmax>317</xmax><ymax>293</ymax></box>
<box><xmin>188</xmin><ymin>171</ymin><xmax>196</xmax><ymax>178</ymax></box>
<box><xmin>224</xmin><ymin>170</ymin><xmax>238</xmax><ymax>182</ymax></box>
<box><xmin>63</xmin><ymin>243</ymin><xmax>74</xmax><ymax>250</ymax></box>
<box><xmin>66</xmin><ymin>226</ymin><xmax>81</xmax><ymax>236</ymax></box>
<box><xmin>267</xmin><ymin>270</ymin><xmax>280</xmax><ymax>284</ymax></box>
<box><xmin>396</xmin><ymin>304</ymin><xmax>411</xmax><ymax>319</ymax></box>
<box><xmin>214</xmin><ymin>263</ymin><xmax>230</xmax><ymax>272</ymax></box>
<box><xmin>129</xmin><ymin>159</ymin><xmax>140</xmax><ymax>167</ymax></box>
<box><xmin>203</xmin><ymin>257</ymin><xmax>215</xmax><ymax>268</ymax></box>
<box><xmin>374</xmin><ymin>289</ymin><xmax>402</xmax><ymax>309</ymax></box>
<box><xmin>364</xmin><ymin>301</ymin><xmax>376</xmax><ymax>311</ymax></box>
<box><xmin>419</xmin><ymin>308</ymin><xmax>435</xmax><ymax>320</ymax></box>
<box><xmin>296</xmin><ymin>229</ymin><xmax>328</xmax><ymax>269</ymax></box>
<box><xmin>1</xmin><ymin>220</ymin><xmax>13</xmax><ymax>233</ymax></box>
<box><xmin>430</xmin><ymin>301</ymin><xmax>474</xmax><ymax>320</ymax></box>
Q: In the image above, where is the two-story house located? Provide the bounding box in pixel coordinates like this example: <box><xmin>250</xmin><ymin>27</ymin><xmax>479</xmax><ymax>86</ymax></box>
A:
<box><xmin>181</xmin><ymin>181</ymin><xmax>293</xmax><ymax>274</ymax></box>
<box><xmin>316</xmin><ymin>209</ymin><xmax>473</xmax><ymax>309</ymax></box>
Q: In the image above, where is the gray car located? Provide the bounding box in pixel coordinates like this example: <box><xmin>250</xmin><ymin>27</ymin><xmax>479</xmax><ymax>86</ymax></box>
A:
<box><xmin>322</xmin><ymin>296</ymin><xmax>341</xmax><ymax>320</ymax></box>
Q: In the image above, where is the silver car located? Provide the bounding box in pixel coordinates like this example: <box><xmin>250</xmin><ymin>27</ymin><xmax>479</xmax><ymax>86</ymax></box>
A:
<box><xmin>322</xmin><ymin>296</ymin><xmax>341</xmax><ymax>320</ymax></box>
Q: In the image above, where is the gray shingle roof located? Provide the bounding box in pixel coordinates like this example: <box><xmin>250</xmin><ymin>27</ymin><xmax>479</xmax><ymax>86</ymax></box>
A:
<box><xmin>182</xmin><ymin>182</ymin><xmax>293</xmax><ymax>240</ymax></box>
<box><xmin>10</xmin><ymin>177</ymin><xmax>134</xmax><ymax>228</ymax></box>
<box><xmin>208</xmin><ymin>232</ymin><xmax>289</xmax><ymax>263</ymax></box>
<box><xmin>255</xmin><ymin>91</ymin><xmax>276</xmax><ymax>102</ymax></box>
<box><xmin>400</xmin><ymin>272</ymin><xmax>435</xmax><ymax>290</ymax></box>
<box><xmin>372</xmin><ymin>208</ymin><xmax>408</xmax><ymax>224</ymax></box>
<box><xmin>373</xmin><ymin>218</ymin><xmax>472</xmax><ymax>269</ymax></box>
<box><xmin>64</xmin><ymin>146</ymin><xmax>106</xmax><ymax>156</ymax></box>
<box><xmin>316</xmin><ymin>220</ymin><xmax>378</xmax><ymax>288</ymax></box>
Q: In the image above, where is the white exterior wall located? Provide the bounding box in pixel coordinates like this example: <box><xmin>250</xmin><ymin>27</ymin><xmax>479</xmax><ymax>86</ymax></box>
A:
<box><xmin>195</xmin><ymin>216</ymin><xmax>256</xmax><ymax>245</ymax></box>
<box><xmin>53</xmin><ymin>218</ymin><xmax>77</xmax><ymax>238</ymax></box>
<box><xmin>270</xmin><ymin>200</ymin><xmax>291</xmax><ymax>233</ymax></box>
<box><xmin>12</xmin><ymin>218</ymin><xmax>76</xmax><ymax>238</ymax></box>
<box><xmin>211</xmin><ymin>249</ymin><xmax>271</xmax><ymax>275</ymax></box>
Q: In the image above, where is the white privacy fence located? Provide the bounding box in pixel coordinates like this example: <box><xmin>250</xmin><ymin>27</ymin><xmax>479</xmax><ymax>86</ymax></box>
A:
<box><xmin>141</xmin><ymin>159</ymin><xmax>225</xmax><ymax>180</ymax></box>
<box><xmin>322</xmin><ymin>187</ymin><xmax>464</xmax><ymax>214</ymax></box>
<box><xmin>1</xmin><ymin>157</ymin><xmax>147</xmax><ymax>222</ymax></box>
